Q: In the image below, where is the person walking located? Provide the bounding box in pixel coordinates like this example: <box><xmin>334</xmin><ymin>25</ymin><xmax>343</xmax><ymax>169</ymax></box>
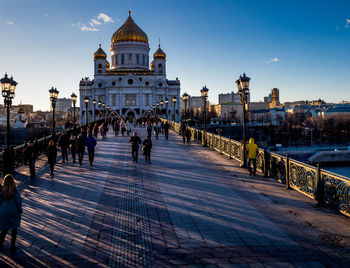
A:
<box><xmin>58</xmin><ymin>131</ymin><xmax>69</xmax><ymax>163</ymax></box>
<box><xmin>126</xmin><ymin>120</ymin><xmax>133</xmax><ymax>136</ymax></box>
<box><xmin>246</xmin><ymin>138</ymin><xmax>258</xmax><ymax>176</ymax></box>
<box><xmin>142</xmin><ymin>135</ymin><xmax>153</xmax><ymax>163</ymax></box>
<box><xmin>180</xmin><ymin>123</ymin><xmax>187</xmax><ymax>143</ymax></box>
<box><xmin>154</xmin><ymin>123</ymin><xmax>160</xmax><ymax>140</ymax></box>
<box><xmin>121</xmin><ymin>120</ymin><xmax>127</xmax><ymax>136</ymax></box>
<box><xmin>114</xmin><ymin>119</ymin><xmax>120</xmax><ymax>136</ymax></box>
<box><xmin>85</xmin><ymin>133</ymin><xmax>97</xmax><ymax>166</ymax></box>
<box><xmin>93</xmin><ymin>123</ymin><xmax>99</xmax><ymax>138</ymax></box>
<box><xmin>76</xmin><ymin>134</ymin><xmax>85</xmax><ymax>166</ymax></box>
<box><xmin>0</xmin><ymin>174</ymin><xmax>23</xmax><ymax>253</ymax></box>
<box><xmin>70</xmin><ymin>133</ymin><xmax>77</xmax><ymax>163</ymax></box>
<box><xmin>46</xmin><ymin>140</ymin><xmax>57</xmax><ymax>178</ymax></box>
<box><xmin>129</xmin><ymin>132</ymin><xmax>141</xmax><ymax>163</ymax></box>
<box><xmin>164</xmin><ymin>121</ymin><xmax>170</xmax><ymax>140</ymax></box>
<box><xmin>103</xmin><ymin>123</ymin><xmax>108</xmax><ymax>139</ymax></box>
<box><xmin>146</xmin><ymin>122</ymin><xmax>153</xmax><ymax>137</ymax></box>
<box><xmin>23</xmin><ymin>140</ymin><xmax>38</xmax><ymax>179</ymax></box>
<box><xmin>185</xmin><ymin>127</ymin><xmax>192</xmax><ymax>145</ymax></box>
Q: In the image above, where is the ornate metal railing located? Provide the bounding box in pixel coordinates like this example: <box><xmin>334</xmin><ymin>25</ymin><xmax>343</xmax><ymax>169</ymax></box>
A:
<box><xmin>289</xmin><ymin>159</ymin><xmax>317</xmax><ymax>198</ymax></box>
<box><xmin>321</xmin><ymin>170</ymin><xmax>350</xmax><ymax>217</ymax></box>
<box><xmin>162</xmin><ymin>119</ymin><xmax>350</xmax><ymax>218</ymax></box>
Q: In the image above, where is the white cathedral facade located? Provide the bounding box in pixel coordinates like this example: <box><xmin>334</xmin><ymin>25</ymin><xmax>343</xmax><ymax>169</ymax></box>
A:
<box><xmin>79</xmin><ymin>11</ymin><xmax>181</xmax><ymax>124</ymax></box>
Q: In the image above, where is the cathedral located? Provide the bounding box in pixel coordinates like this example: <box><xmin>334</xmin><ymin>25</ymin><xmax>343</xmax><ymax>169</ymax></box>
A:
<box><xmin>79</xmin><ymin>11</ymin><xmax>181</xmax><ymax>123</ymax></box>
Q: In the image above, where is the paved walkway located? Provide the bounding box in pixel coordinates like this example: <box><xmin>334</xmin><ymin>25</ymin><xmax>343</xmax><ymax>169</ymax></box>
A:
<box><xmin>1</xmin><ymin>127</ymin><xmax>350</xmax><ymax>267</ymax></box>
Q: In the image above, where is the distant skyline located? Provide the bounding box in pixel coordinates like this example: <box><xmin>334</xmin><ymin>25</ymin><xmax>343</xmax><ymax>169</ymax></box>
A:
<box><xmin>1</xmin><ymin>0</ymin><xmax>349</xmax><ymax>110</ymax></box>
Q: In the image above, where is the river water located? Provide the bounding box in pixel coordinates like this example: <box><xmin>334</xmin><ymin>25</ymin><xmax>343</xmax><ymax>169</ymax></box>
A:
<box><xmin>323</xmin><ymin>166</ymin><xmax>350</xmax><ymax>178</ymax></box>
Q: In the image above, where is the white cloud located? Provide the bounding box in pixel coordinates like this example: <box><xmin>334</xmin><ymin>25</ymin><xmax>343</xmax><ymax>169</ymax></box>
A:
<box><xmin>72</xmin><ymin>13</ymin><xmax>114</xmax><ymax>32</ymax></box>
<box><xmin>90</xmin><ymin>18</ymin><xmax>102</xmax><ymax>27</ymax></box>
<box><xmin>346</xmin><ymin>19</ymin><xmax>350</xmax><ymax>28</ymax></box>
<box><xmin>6</xmin><ymin>21</ymin><xmax>14</xmax><ymax>25</ymax></box>
<box><xmin>72</xmin><ymin>23</ymin><xmax>99</xmax><ymax>32</ymax></box>
<box><xmin>97</xmin><ymin>13</ymin><xmax>114</xmax><ymax>23</ymax></box>
<box><xmin>43</xmin><ymin>13</ymin><xmax>48</xmax><ymax>17</ymax></box>
<box><xmin>266</xmin><ymin>57</ymin><xmax>279</xmax><ymax>63</ymax></box>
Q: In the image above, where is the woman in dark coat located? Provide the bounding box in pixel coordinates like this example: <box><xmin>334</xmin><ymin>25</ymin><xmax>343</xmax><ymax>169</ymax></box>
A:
<box><xmin>46</xmin><ymin>140</ymin><xmax>57</xmax><ymax>178</ymax></box>
<box><xmin>142</xmin><ymin>136</ymin><xmax>153</xmax><ymax>163</ymax></box>
<box><xmin>76</xmin><ymin>134</ymin><xmax>85</xmax><ymax>166</ymax></box>
<box><xmin>0</xmin><ymin>174</ymin><xmax>22</xmax><ymax>253</ymax></box>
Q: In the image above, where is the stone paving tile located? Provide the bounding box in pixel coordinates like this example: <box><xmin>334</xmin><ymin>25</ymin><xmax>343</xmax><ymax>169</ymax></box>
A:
<box><xmin>2</xmin><ymin>127</ymin><xmax>350</xmax><ymax>267</ymax></box>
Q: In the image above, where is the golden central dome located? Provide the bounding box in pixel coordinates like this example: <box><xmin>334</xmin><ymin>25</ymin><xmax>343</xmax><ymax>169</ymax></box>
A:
<box><xmin>111</xmin><ymin>11</ymin><xmax>148</xmax><ymax>44</ymax></box>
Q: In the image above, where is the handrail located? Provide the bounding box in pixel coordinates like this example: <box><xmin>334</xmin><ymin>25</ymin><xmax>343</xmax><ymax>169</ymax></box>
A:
<box><xmin>162</xmin><ymin>118</ymin><xmax>350</xmax><ymax>217</ymax></box>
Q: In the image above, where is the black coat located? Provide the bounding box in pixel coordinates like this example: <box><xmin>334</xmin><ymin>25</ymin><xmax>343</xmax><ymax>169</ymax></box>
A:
<box><xmin>142</xmin><ymin>139</ymin><xmax>152</xmax><ymax>155</ymax></box>
<box><xmin>23</xmin><ymin>145</ymin><xmax>38</xmax><ymax>162</ymax></box>
<box><xmin>46</xmin><ymin>145</ymin><xmax>57</xmax><ymax>164</ymax></box>
<box><xmin>129</xmin><ymin>136</ymin><xmax>141</xmax><ymax>149</ymax></box>
<box><xmin>58</xmin><ymin>134</ymin><xmax>69</xmax><ymax>148</ymax></box>
<box><xmin>76</xmin><ymin>136</ymin><xmax>85</xmax><ymax>153</ymax></box>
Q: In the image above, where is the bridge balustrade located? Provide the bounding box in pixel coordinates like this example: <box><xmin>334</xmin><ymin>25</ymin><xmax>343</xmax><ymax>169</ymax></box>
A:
<box><xmin>161</xmin><ymin>118</ymin><xmax>350</xmax><ymax>218</ymax></box>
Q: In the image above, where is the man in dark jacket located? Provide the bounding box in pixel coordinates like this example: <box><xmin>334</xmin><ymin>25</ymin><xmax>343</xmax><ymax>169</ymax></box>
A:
<box><xmin>129</xmin><ymin>132</ymin><xmax>141</xmax><ymax>163</ymax></box>
<box><xmin>23</xmin><ymin>140</ymin><xmax>38</xmax><ymax>179</ymax></box>
<box><xmin>85</xmin><ymin>133</ymin><xmax>97</xmax><ymax>166</ymax></box>
<box><xmin>76</xmin><ymin>134</ymin><xmax>85</xmax><ymax>166</ymax></box>
<box><xmin>164</xmin><ymin>121</ymin><xmax>170</xmax><ymax>140</ymax></box>
<box><xmin>58</xmin><ymin>131</ymin><xmax>69</xmax><ymax>163</ymax></box>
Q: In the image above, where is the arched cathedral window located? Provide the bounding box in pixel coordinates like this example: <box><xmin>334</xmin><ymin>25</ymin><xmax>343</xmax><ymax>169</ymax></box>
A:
<box><xmin>129</xmin><ymin>54</ymin><xmax>132</xmax><ymax>64</ymax></box>
<box><xmin>158</xmin><ymin>63</ymin><xmax>163</xmax><ymax>74</ymax></box>
<box><xmin>121</xmin><ymin>54</ymin><xmax>125</xmax><ymax>64</ymax></box>
<box><xmin>136</xmin><ymin>54</ymin><xmax>139</xmax><ymax>64</ymax></box>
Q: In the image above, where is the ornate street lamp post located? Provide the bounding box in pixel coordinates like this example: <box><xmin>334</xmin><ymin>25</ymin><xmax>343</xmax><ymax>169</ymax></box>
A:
<box><xmin>102</xmin><ymin>102</ymin><xmax>105</xmax><ymax>118</ymax></box>
<box><xmin>172</xmin><ymin>96</ymin><xmax>177</xmax><ymax>121</ymax></box>
<box><xmin>107</xmin><ymin>105</ymin><xmax>110</xmax><ymax>117</ymax></box>
<box><xmin>182</xmin><ymin>92</ymin><xmax>189</xmax><ymax>121</ymax></box>
<box><xmin>236</xmin><ymin>73</ymin><xmax>250</xmax><ymax>168</ymax></box>
<box><xmin>98</xmin><ymin>100</ymin><xmax>101</xmax><ymax>119</ymax></box>
<box><xmin>1</xmin><ymin>74</ymin><xmax>17</xmax><ymax>148</ymax></box>
<box><xmin>71</xmin><ymin>93</ymin><xmax>77</xmax><ymax>130</ymax></box>
<box><xmin>165</xmin><ymin>98</ymin><xmax>169</xmax><ymax>120</ymax></box>
<box><xmin>200</xmin><ymin>86</ymin><xmax>209</xmax><ymax>147</ymax></box>
<box><xmin>84</xmin><ymin>96</ymin><xmax>89</xmax><ymax>124</ymax></box>
<box><xmin>92</xmin><ymin>99</ymin><xmax>96</xmax><ymax>122</ymax></box>
<box><xmin>49</xmin><ymin>87</ymin><xmax>59</xmax><ymax>138</ymax></box>
<box><xmin>156</xmin><ymin>102</ymin><xmax>159</xmax><ymax>116</ymax></box>
<box><xmin>152</xmin><ymin>104</ymin><xmax>155</xmax><ymax>115</ymax></box>
<box><xmin>160</xmin><ymin>100</ymin><xmax>163</xmax><ymax>118</ymax></box>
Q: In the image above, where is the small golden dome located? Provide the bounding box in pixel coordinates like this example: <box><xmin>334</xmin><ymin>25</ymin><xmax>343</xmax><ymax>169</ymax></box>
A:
<box><xmin>153</xmin><ymin>45</ymin><xmax>166</xmax><ymax>59</ymax></box>
<box><xmin>150</xmin><ymin>60</ymin><xmax>154</xmax><ymax>70</ymax></box>
<box><xmin>94</xmin><ymin>44</ymin><xmax>107</xmax><ymax>60</ymax></box>
<box><xmin>18</xmin><ymin>107</ymin><xmax>25</xmax><ymax>114</ymax></box>
<box><xmin>111</xmin><ymin>11</ymin><xmax>148</xmax><ymax>44</ymax></box>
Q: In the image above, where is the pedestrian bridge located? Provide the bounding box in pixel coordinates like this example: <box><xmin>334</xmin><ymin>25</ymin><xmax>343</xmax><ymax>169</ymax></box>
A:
<box><xmin>1</xmin><ymin>127</ymin><xmax>350</xmax><ymax>267</ymax></box>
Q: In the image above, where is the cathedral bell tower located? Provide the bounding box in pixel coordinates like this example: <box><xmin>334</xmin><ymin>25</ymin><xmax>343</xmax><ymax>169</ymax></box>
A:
<box><xmin>153</xmin><ymin>44</ymin><xmax>166</xmax><ymax>75</ymax></box>
<box><xmin>93</xmin><ymin>44</ymin><xmax>107</xmax><ymax>75</ymax></box>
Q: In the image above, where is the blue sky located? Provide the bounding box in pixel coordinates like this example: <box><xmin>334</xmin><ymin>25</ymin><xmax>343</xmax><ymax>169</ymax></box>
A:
<box><xmin>1</xmin><ymin>0</ymin><xmax>349</xmax><ymax>110</ymax></box>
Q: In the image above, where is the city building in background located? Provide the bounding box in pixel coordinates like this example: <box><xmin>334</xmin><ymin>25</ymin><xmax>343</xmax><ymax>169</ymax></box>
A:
<box><xmin>79</xmin><ymin>11</ymin><xmax>181</xmax><ymax>123</ymax></box>
<box><xmin>55</xmin><ymin>98</ymin><xmax>72</xmax><ymax>113</ymax></box>
<box><xmin>218</xmin><ymin>92</ymin><xmax>241</xmax><ymax>104</ymax></box>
